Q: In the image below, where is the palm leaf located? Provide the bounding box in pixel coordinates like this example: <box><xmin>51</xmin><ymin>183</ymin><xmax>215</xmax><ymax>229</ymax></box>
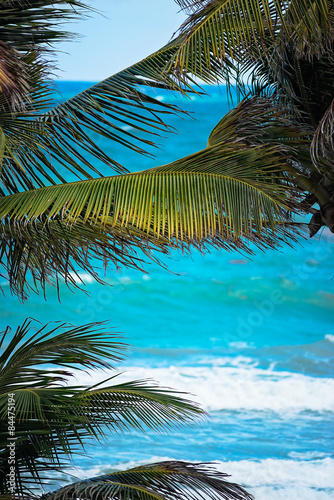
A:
<box><xmin>1</xmin><ymin>100</ymin><xmax>304</xmax><ymax>298</ymax></box>
<box><xmin>39</xmin><ymin>38</ymin><xmax>196</xmax><ymax>177</ymax></box>
<box><xmin>278</xmin><ymin>0</ymin><xmax>334</xmax><ymax>60</ymax></box>
<box><xmin>0</xmin><ymin>144</ymin><xmax>296</xmax><ymax>242</ymax></box>
<box><xmin>0</xmin><ymin>321</ymin><xmax>204</xmax><ymax>493</ymax></box>
<box><xmin>0</xmin><ymin>216</ymin><xmax>172</xmax><ymax>299</ymax></box>
<box><xmin>45</xmin><ymin>461</ymin><xmax>253</xmax><ymax>500</ymax></box>
<box><xmin>0</xmin><ymin>2</ymin><xmax>198</xmax><ymax>195</ymax></box>
<box><xmin>168</xmin><ymin>0</ymin><xmax>334</xmax><ymax>92</ymax></box>
<box><xmin>167</xmin><ymin>0</ymin><xmax>284</xmax><ymax>84</ymax></box>
<box><xmin>0</xmin><ymin>0</ymin><xmax>90</xmax><ymax>52</ymax></box>
<box><xmin>207</xmin><ymin>96</ymin><xmax>312</xmax><ymax>167</ymax></box>
<box><xmin>0</xmin><ymin>39</ymin><xmax>198</xmax><ymax>196</ymax></box>
<box><xmin>311</xmin><ymin>99</ymin><xmax>334</xmax><ymax>177</ymax></box>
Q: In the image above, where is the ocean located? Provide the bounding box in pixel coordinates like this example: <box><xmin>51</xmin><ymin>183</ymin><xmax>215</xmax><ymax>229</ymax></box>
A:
<box><xmin>1</xmin><ymin>82</ymin><xmax>334</xmax><ymax>499</ymax></box>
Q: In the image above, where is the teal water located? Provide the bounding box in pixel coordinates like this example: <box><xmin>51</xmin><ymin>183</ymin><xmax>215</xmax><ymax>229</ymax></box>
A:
<box><xmin>1</xmin><ymin>82</ymin><xmax>334</xmax><ymax>499</ymax></box>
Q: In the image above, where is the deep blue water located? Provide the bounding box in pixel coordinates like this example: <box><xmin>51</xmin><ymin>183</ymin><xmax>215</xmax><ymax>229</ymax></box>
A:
<box><xmin>1</xmin><ymin>82</ymin><xmax>334</xmax><ymax>499</ymax></box>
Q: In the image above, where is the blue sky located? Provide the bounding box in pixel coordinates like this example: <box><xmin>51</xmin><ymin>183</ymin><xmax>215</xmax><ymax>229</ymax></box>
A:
<box><xmin>55</xmin><ymin>0</ymin><xmax>186</xmax><ymax>81</ymax></box>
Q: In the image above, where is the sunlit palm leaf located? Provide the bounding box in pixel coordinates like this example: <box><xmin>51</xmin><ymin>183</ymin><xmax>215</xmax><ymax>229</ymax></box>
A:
<box><xmin>1</xmin><ymin>97</ymin><xmax>306</xmax><ymax>298</ymax></box>
<box><xmin>169</xmin><ymin>0</ymin><xmax>334</xmax><ymax>89</ymax></box>
<box><xmin>0</xmin><ymin>143</ymin><xmax>295</xmax><ymax>237</ymax></box>
<box><xmin>0</xmin><ymin>146</ymin><xmax>295</xmax><ymax>243</ymax></box>
<box><xmin>45</xmin><ymin>461</ymin><xmax>253</xmax><ymax>500</ymax></box>
<box><xmin>168</xmin><ymin>0</ymin><xmax>283</xmax><ymax>83</ymax></box>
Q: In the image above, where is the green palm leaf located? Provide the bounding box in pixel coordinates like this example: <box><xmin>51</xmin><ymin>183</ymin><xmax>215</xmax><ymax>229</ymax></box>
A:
<box><xmin>0</xmin><ymin>321</ymin><xmax>204</xmax><ymax>493</ymax></box>
<box><xmin>39</xmin><ymin>38</ymin><xmax>196</xmax><ymax>178</ymax></box>
<box><xmin>311</xmin><ymin>99</ymin><xmax>334</xmax><ymax>176</ymax></box>
<box><xmin>1</xmin><ymin>98</ymin><xmax>304</xmax><ymax>298</ymax></box>
<box><xmin>0</xmin><ymin>216</ymin><xmax>172</xmax><ymax>299</ymax></box>
<box><xmin>168</xmin><ymin>0</ymin><xmax>283</xmax><ymax>83</ymax></box>
<box><xmin>0</xmin><ymin>137</ymin><xmax>296</xmax><ymax>242</ymax></box>
<box><xmin>0</xmin><ymin>39</ymin><xmax>198</xmax><ymax>196</ymax></box>
<box><xmin>0</xmin><ymin>0</ymin><xmax>90</xmax><ymax>52</ymax></box>
<box><xmin>45</xmin><ymin>461</ymin><xmax>253</xmax><ymax>500</ymax></box>
<box><xmin>168</xmin><ymin>0</ymin><xmax>334</xmax><ymax>90</ymax></box>
<box><xmin>0</xmin><ymin>40</ymin><xmax>28</xmax><ymax>109</ymax></box>
<box><xmin>0</xmin><ymin>2</ymin><xmax>198</xmax><ymax>195</ymax></box>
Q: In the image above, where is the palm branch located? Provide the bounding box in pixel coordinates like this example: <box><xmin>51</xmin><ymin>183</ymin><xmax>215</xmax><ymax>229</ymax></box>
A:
<box><xmin>44</xmin><ymin>461</ymin><xmax>253</xmax><ymax>500</ymax></box>
<box><xmin>0</xmin><ymin>0</ymin><xmax>91</xmax><ymax>52</ymax></box>
<box><xmin>169</xmin><ymin>0</ymin><xmax>334</xmax><ymax>80</ymax></box>
<box><xmin>168</xmin><ymin>0</ymin><xmax>334</xmax><ymax>234</ymax></box>
<box><xmin>1</xmin><ymin>97</ymin><xmax>307</xmax><ymax>298</ymax></box>
<box><xmin>0</xmin><ymin>320</ymin><xmax>204</xmax><ymax>493</ymax></box>
<box><xmin>0</xmin><ymin>1</ymin><xmax>199</xmax><ymax>197</ymax></box>
<box><xmin>0</xmin><ymin>38</ymin><xmax>199</xmax><ymax>196</ymax></box>
<box><xmin>39</xmin><ymin>37</ymin><xmax>194</xmax><ymax>179</ymax></box>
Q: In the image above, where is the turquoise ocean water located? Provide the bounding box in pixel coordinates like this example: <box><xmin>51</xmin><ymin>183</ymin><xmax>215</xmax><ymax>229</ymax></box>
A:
<box><xmin>1</xmin><ymin>82</ymin><xmax>334</xmax><ymax>499</ymax></box>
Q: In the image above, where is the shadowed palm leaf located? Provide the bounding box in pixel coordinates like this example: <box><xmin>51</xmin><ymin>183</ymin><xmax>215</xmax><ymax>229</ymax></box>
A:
<box><xmin>0</xmin><ymin>217</ymin><xmax>171</xmax><ymax>299</ymax></box>
<box><xmin>44</xmin><ymin>461</ymin><xmax>253</xmax><ymax>500</ymax></box>
<box><xmin>0</xmin><ymin>0</ymin><xmax>91</xmax><ymax>51</ymax></box>
<box><xmin>0</xmin><ymin>321</ymin><xmax>204</xmax><ymax>493</ymax></box>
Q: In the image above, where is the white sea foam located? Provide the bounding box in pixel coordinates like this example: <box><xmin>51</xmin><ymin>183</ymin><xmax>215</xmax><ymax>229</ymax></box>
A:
<box><xmin>325</xmin><ymin>334</ymin><xmax>334</xmax><ymax>343</ymax></box>
<box><xmin>72</xmin><ymin>457</ymin><xmax>334</xmax><ymax>500</ymax></box>
<box><xmin>71</xmin><ymin>365</ymin><xmax>334</xmax><ymax>413</ymax></box>
<box><xmin>69</xmin><ymin>272</ymin><xmax>95</xmax><ymax>284</ymax></box>
<box><xmin>288</xmin><ymin>450</ymin><xmax>329</xmax><ymax>460</ymax></box>
<box><xmin>228</xmin><ymin>341</ymin><xmax>253</xmax><ymax>348</ymax></box>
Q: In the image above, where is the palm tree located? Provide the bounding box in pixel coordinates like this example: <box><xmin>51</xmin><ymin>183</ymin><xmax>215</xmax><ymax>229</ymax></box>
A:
<box><xmin>0</xmin><ymin>0</ymin><xmax>310</xmax><ymax>300</ymax></box>
<box><xmin>170</xmin><ymin>0</ymin><xmax>334</xmax><ymax>235</ymax></box>
<box><xmin>0</xmin><ymin>320</ymin><xmax>253</xmax><ymax>500</ymax></box>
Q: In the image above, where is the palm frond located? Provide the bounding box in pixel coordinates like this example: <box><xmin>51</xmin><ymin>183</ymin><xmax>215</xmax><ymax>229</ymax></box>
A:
<box><xmin>311</xmin><ymin>99</ymin><xmax>334</xmax><ymax>178</ymax></box>
<box><xmin>0</xmin><ymin>320</ymin><xmax>126</xmax><ymax>386</ymax></box>
<box><xmin>0</xmin><ymin>144</ymin><xmax>296</xmax><ymax>241</ymax></box>
<box><xmin>168</xmin><ymin>0</ymin><xmax>283</xmax><ymax>84</ymax></box>
<box><xmin>40</xmin><ymin>38</ymin><xmax>196</xmax><ymax>177</ymax></box>
<box><xmin>0</xmin><ymin>40</ymin><xmax>198</xmax><ymax>196</ymax></box>
<box><xmin>0</xmin><ymin>40</ymin><xmax>29</xmax><ymax>109</ymax></box>
<box><xmin>45</xmin><ymin>461</ymin><xmax>253</xmax><ymax>500</ymax></box>
<box><xmin>0</xmin><ymin>215</ymin><xmax>172</xmax><ymax>299</ymax></box>
<box><xmin>0</xmin><ymin>322</ymin><xmax>204</xmax><ymax>494</ymax></box>
<box><xmin>279</xmin><ymin>0</ymin><xmax>334</xmax><ymax>60</ymax></box>
<box><xmin>174</xmin><ymin>0</ymin><xmax>211</xmax><ymax>13</ymax></box>
<box><xmin>0</xmin><ymin>213</ymin><xmax>173</xmax><ymax>299</ymax></box>
<box><xmin>168</xmin><ymin>0</ymin><xmax>334</xmax><ymax>95</ymax></box>
<box><xmin>0</xmin><ymin>0</ymin><xmax>91</xmax><ymax>52</ymax></box>
<box><xmin>0</xmin><ymin>101</ymin><xmax>304</xmax><ymax>298</ymax></box>
<box><xmin>207</xmin><ymin>96</ymin><xmax>312</xmax><ymax>168</ymax></box>
<box><xmin>0</xmin><ymin>2</ymin><xmax>199</xmax><ymax>195</ymax></box>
